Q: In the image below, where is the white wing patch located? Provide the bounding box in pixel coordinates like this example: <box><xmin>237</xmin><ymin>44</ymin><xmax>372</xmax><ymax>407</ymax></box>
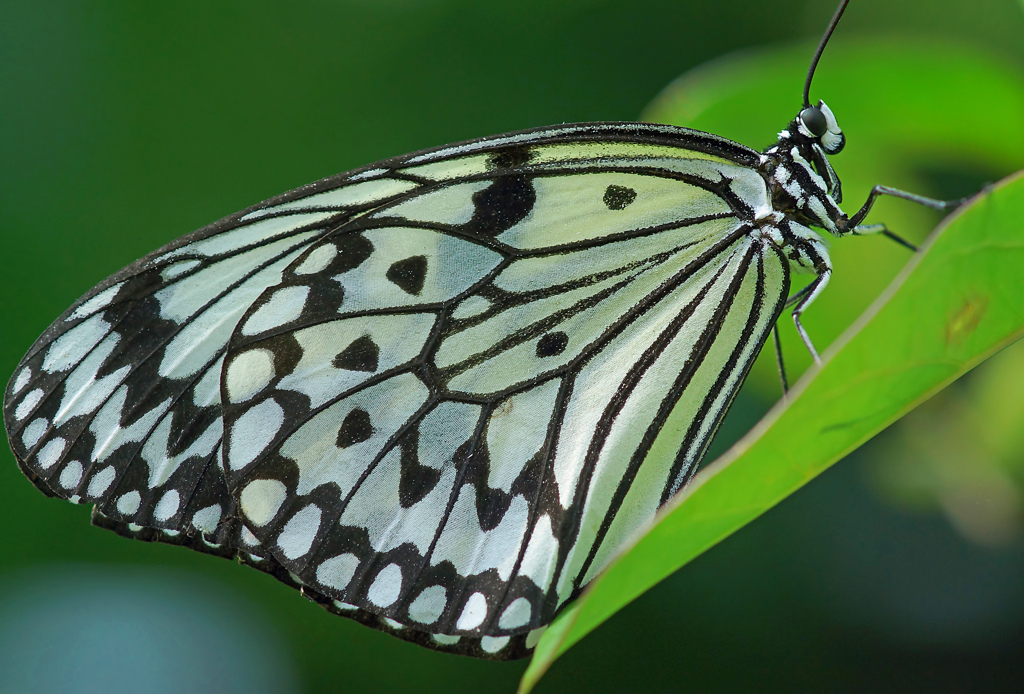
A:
<box><xmin>377</xmin><ymin>181</ymin><xmax>492</xmax><ymax>225</ymax></box>
<box><xmin>158</xmin><ymin>212</ymin><xmax>334</xmax><ymax>261</ymax></box>
<box><xmin>485</xmin><ymin>379</ymin><xmax>560</xmax><ymax>492</ymax></box>
<box><xmin>154</xmin><ymin>235</ymin><xmax>310</xmax><ymax>322</ymax></box>
<box><xmin>338</xmin><ymin>447</ymin><xmax>457</xmax><ymax>553</ymax></box>
<box><xmin>271</xmin><ymin>313</ymin><xmax>435</xmax><ymax>409</ymax></box>
<box><xmin>497</xmin><ymin>172</ymin><xmax>730</xmax><ymax>249</ymax></box>
<box><xmin>418</xmin><ymin>401</ymin><xmax>485</xmax><ymax>470</ymax></box>
<box><xmin>242</xmin><ymin>178</ymin><xmax>419</xmax><ymax>221</ymax></box>
<box><xmin>408</xmin><ymin>585</ymin><xmax>448</xmax><ymax>625</ymax></box>
<box><xmin>330</xmin><ymin>227</ymin><xmax>502</xmax><ymax>313</ymax></box>
<box><xmin>273</xmin><ymin>374</ymin><xmax>430</xmax><ymax>496</ymax></box>
<box><xmin>430</xmin><ymin>486</ymin><xmax>529</xmax><ymax>581</ymax></box>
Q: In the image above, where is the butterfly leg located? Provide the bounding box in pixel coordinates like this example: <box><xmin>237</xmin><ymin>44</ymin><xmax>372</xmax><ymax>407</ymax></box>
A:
<box><xmin>772</xmin><ymin>324</ymin><xmax>789</xmax><ymax>395</ymax></box>
<box><xmin>850</xmin><ymin>223</ymin><xmax>918</xmax><ymax>252</ymax></box>
<box><xmin>841</xmin><ymin>184</ymin><xmax>969</xmax><ymax>249</ymax></box>
<box><xmin>846</xmin><ymin>185</ymin><xmax>967</xmax><ymax>226</ymax></box>
<box><xmin>791</xmin><ymin>266</ymin><xmax>831</xmax><ymax>365</ymax></box>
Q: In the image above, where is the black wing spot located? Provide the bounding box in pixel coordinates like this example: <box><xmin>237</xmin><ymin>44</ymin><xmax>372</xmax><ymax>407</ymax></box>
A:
<box><xmin>398</xmin><ymin>435</ymin><xmax>443</xmax><ymax>507</ymax></box>
<box><xmin>333</xmin><ymin>234</ymin><xmax>375</xmax><ymax>273</ymax></box>
<box><xmin>386</xmin><ymin>255</ymin><xmax>428</xmax><ymax>295</ymax></box>
<box><xmin>487</xmin><ymin>145</ymin><xmax>534</xmax><ymax>170</ymax></box>
<box><xmin>332</xmin><ymin>335</ymin><xmax>380</xmax><ymax>372</ymax></box>
<box><xmin>337</xmin><ymin>409</ymin><xmax>373</xmax><ymax>448</ymax></box>
<box><xmin>603</xmin><ymin>184</ymin><xmax>637</xmax><ymax>210</ymax></box>
<box><xmin>536</xmin><ymin>331</ymin><xmax>569</xmax><ymax>358</ymax></box>
<box><xmin>465</xmin><ymin>176</ymin><xmax>536</xmax><ymax>237</ymax></box>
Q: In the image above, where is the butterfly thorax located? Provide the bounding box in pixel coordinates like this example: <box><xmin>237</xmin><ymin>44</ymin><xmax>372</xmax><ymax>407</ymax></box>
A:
<box><xmin>747</xmin><ymin>100</ymin><xmax>858</xmax><ymax>274</ymax></box>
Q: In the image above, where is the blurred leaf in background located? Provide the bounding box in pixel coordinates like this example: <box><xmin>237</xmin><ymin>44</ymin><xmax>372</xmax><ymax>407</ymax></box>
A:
<box><xmin>3</xmin><ymin>1</ymin><xmax>1024</xmax><ymax>692</ymax></box>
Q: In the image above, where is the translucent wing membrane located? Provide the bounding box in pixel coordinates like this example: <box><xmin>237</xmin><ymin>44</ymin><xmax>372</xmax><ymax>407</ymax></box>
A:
<box><xmin>5</xmin><ymin>123</ymin><xmax>789</xmax><ymax>660</ymax></box>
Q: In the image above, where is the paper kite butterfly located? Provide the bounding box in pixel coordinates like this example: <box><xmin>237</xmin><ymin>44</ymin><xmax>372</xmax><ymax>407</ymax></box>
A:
<box><xmin>3</xmin><ymin>0</ymin><xmax>961</xmax><ymax>660</ymax></box>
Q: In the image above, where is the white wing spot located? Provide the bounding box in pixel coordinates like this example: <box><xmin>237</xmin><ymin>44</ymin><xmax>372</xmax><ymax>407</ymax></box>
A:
<box><xmin>15</xmin><ymin>388</ymin><xmax>44</xmax><ymax>421</ymax></box>
<box><xmin>348</xmin><ymin>167</ymin><xmax>389</xmax><ymax>182</ymax></box>
<box><xmin>239</xmin><ymin>478</ymin><xmax>287</xmax><ymax>527</ymax></box>
<box><xmin>367</xmin><ymin>563</ymin><xmax>403</xmax><ymax>608</ymax></box>
<box><xmin>68</xmin><ymin>283</ymin><xmax>123</xmax><ymax>321</ymax></box>
<box><xmin>450</xmin><ymin>294</ymin><xmax>492</xmax><ymax>320</ymax></box>
<box><xmin>35</xmin><ymin>437</ymin><xmax>67</xmax><ymax>470</ymax></box>
<box><xmin>332</xmin><ymin>600</ymin><xmax>358</xmax><ymax>611</ymax></box>
<box><xmin>22</xmin><ymin>418</ymin><xmax>49</xmax><ymax>449</ymax></box>
<box><xmin>518</xmin><ymin>514</ymin><xmax>559</xmax><ymax>591</ymax></box>
<box><xmin>12</xmin><ymin>366</ymin><xmax>32</xmax><ymax>395</ymax></box>
<box><xmin>407</xmin><ymin>585</ymin><xmax>447</xmax><ymax>625</ymax></box>
<box><xmin>382</xmin><ymin>618</ymin><xmax>405</xmax><ymax>630</ymax></box>
<box><xmin>116</xmin><ymin>490</ymin><xmax>141</xmax><ymax>515</ymax></box>
<box><xmin>293</xmin><ymin>244</ymin><xmax>337</xmax><ymax>275</ymax></box>
<box><xmin>42</xmin><ymin>314</ymin><xmax>109</xmax><ymax>373</ymax></box>
<box><xmin>153</xmin><ymin>490</ymin><xmax>181</xmax><ymax>522</ymax></box>
<box><xmin>86</xmin><ymin>466</ymin><xmax>116</xmax><ymax>497</ymax></box>
<box><xmin>417</xmin><ymin>400</ymin><xmax>482</xmax><ymax>471</ymax></box>
<box><xmin>456</xmin><ymin>592</ymin><xmax>488</xmax><ymax>631</ymax></box>
<box><xmin>241</xmin><ymin>526</ymin><xmax>260</xmax><ymax>546</ymax></box>
<box><xmin>431</xmin><ymin>634</ymin><xmax>460</xmax><ymax>646</ymax></box>
<box><xmin>191</xmin><ymin>504</ymin><xmax>222</xmax><ymax>533</ymax></box>
<box><xmin>58</xmin><ymin>461</ymin><xmax>83</xmax><ymax>490</ymax></box>
<box><xmin>277</xmin><ymin>504</ymin><xmax>322</xmax><ymax>560</ymax></box>
<box><xmin>480</xmin><ymin>636</ymin><xmax>510</xmax><ymax>654</ymax></box>
<box><xmin>225</xmin><ymin>348</ymin><xmax>276</xmax><ymax>403</ymax></box>
<box><xmin>228</xmin><ymin>398</ymin><xmax>285</xmax><ymax>470</ymax></box>
<box><xmin>316</xmin><ymin>553</ymin><xmax>360</xmax><ymax>591</ymax></box>
<box><xmin>242</xmin><ymin>285</ymin><xmax>310</xmax><ymax>336</ymax></box>
<box><xmin>498</xmin><ymin>597</ymin><xmax>532</xmax><ymax>629</ymax></box>
<box><xmin>160</xmin><ymin>259</ymin><xmax>200</xmax><ymax>280</ymax></box>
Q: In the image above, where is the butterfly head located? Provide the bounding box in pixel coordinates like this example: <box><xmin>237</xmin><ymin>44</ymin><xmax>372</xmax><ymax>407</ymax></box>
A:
<box><xmin>797</xmin><ymin>100</ymin><xmax>845</xmax><ymax>154</ymax></box>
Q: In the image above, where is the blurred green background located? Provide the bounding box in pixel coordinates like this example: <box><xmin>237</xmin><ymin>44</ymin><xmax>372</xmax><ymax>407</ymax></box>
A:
<box><xmin>3</xmin><ymin>1</ymin><xmax>1024</xmax><ymax>692</ymax></box>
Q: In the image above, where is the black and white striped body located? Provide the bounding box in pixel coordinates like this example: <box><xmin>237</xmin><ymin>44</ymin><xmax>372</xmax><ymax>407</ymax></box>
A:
<box><xmin>6</xmin><ymin>113</ymin><xmax>858</xmax><ymax>659</ymax></box>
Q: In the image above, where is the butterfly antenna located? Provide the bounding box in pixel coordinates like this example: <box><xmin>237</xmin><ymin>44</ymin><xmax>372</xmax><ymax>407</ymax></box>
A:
<box><xmin>803</xmin><ymin>0</ymin><xmax>851</xmax><ymax>107</ymax></box>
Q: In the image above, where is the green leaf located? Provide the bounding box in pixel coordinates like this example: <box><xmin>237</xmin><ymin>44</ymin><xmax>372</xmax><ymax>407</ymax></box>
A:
<box><xmin>520</xmin><ymin>40</ymin><xmax>1024</xmax><ymax>693</ymax></box>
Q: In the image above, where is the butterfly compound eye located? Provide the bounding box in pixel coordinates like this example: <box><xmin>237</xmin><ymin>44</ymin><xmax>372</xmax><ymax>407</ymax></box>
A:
<box><xmin>799</xmin><ymin>106</ymin><xmax>829</xmax><ymax>138</ymax></box>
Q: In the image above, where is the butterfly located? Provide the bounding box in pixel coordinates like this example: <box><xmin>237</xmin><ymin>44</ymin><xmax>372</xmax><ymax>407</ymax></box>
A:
<box><xmin>3</xmin><ymin>0</ymin><xmax>961</xmax><ymax>660</ymax></box>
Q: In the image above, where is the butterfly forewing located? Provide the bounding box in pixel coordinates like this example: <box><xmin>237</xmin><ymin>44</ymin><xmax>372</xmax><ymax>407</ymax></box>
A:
<box><xmin>6</xmin><ymin>123</ymin><xmax>794</xmax><ymax>660</ymax></box>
